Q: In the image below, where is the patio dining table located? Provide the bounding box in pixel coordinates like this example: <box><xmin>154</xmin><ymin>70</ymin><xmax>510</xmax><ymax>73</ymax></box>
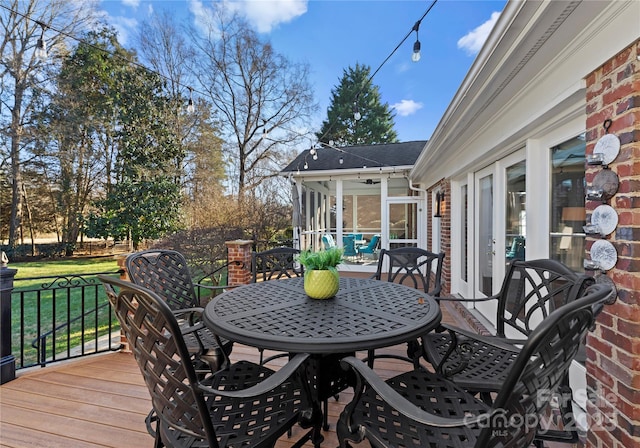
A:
<box><xmin>202</xmin><ymin>276</ymin><xmax>441</xmax><ymax>446</ymax></box>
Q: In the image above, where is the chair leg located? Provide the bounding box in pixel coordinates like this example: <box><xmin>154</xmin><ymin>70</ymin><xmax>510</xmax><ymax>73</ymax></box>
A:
<box><xmin>323</xmin><ymin>398</ymin><xmax>330</xmax><ymax>431</ymax></box>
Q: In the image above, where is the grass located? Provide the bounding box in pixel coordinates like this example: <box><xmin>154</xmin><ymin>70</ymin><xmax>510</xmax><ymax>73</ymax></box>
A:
<box><xmin>9</xmin><ymin>257</ymin><xmax>122</xmax><ymax>368</ymax></box>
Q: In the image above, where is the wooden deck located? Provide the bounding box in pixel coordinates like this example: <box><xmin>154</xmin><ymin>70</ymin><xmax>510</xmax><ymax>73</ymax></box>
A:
<box><xmin>0</xmin><ymin>287</ymin><xmax>574</xmax><ymax>447</ymax></box>
<box><xmin>1</xmin><ymin>296</ymin><xmax>470</xmax><ymax>448</ymax></box>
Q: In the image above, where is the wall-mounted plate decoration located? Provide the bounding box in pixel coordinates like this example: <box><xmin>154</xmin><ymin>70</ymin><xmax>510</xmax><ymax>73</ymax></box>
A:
<box><xmin>590</xmin><ymin>239</ymin><xmax>617</xmax><ymax>271</ymax></box>
<box><xmin>593</xmin><ymin>133</ymin><xmax>620</xmax><ymax>165</ymax></box>
<box><xmin>591</xmin><ymin>204</ymin><xmax>618</xmax><ymax>236</ymax></box>
<box><xmin>595</xmin><ymin>274</ymin><xmax>618</xmax><ymax>305</ymax></box>
<box><xmin>592</xmin><ymin>169</ymin><xmax>619</xmax><ymax>200</ymax></box>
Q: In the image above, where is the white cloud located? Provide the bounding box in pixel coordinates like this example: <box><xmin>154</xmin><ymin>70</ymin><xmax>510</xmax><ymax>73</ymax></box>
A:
<box><xmin>99</xmin><ymin>14</ymin><xmax>138</xmax><ymax>44</ymax></box>
<box><xmin>392</xmin><ymin>99</ymin><xmax>423</xmax><ymax>117</ymax></box>
<box><xmin>457</xmin><ymin>11</ymin><xmax>501</xmax><ymax>56</ymax></box>
<box><xmin>121</xmin><ymin>0</ymin><xmax>140</xmax><ymax>7</ymax></box>
<box><xmin>224</xmin><ymin>0</ymin><xmax>307</xmax><ymax>33</ymax></box>
<box><xmin>189</xmin><ymin>0</ymin><xmax>216</xmax><ymax>34</ymax></box>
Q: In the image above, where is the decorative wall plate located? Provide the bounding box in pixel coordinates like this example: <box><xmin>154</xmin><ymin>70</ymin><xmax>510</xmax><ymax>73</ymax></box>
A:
<box><xmin>590</xmin><ymin>239</ymin><xmax>617</xmax><ymax>271</ymax></box>
<box><xmin>591</xmin><ymin>204</ymin><xmax>618</xmax><ymax>236</ymax></box>
<box><xmin>595</xmin><ymin>274</ymin><xmax>618</xmax><ymax>305</ymax></box>
<box><xmin>592</xmin><ymin>169</ymin><xmax>619</xmax><ymax>200</ymax></box>
<box><xmin>593</xmin><ymin>133</ymin><xmax>620</xmax><ymax>165</ymax></box>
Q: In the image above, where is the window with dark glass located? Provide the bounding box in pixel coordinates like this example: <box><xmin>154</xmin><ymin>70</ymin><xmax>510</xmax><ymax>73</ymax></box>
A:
<box><xmin>550</xmin><ymin>134</ymin><xmax>586</xmax><ymax>272</ymax></box>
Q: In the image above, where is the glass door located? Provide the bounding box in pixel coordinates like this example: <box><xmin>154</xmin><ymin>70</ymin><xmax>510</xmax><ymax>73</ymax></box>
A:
<box><xmin>475</xmin><ymin>167</ymin><xmax>494</xmax><ymax>299</ymax></box>
<box><xmin>387</xmin><ymin>199</ymin><xmax>421</xmax><ymax>249</ymax></box>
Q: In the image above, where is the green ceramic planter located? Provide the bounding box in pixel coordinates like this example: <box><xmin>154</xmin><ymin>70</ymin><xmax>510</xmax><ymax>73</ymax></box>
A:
<box><xmin>304</xmin><ymin>269</ymin><xmax>339</xmax><ymax>300</ymax></box>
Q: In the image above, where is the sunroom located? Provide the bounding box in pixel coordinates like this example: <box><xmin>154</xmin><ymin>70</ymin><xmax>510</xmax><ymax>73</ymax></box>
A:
<box><xmin>281</xmin><ymin>140</ymin><xmax>427</xmax><ymax>272</ymax></box>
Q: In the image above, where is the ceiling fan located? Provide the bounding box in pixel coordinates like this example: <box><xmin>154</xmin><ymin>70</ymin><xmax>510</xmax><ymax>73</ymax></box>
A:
<box><xmin>360</xmin><ymin>179</ymin><xmax>381</xmax><ymax>185</ymax></box>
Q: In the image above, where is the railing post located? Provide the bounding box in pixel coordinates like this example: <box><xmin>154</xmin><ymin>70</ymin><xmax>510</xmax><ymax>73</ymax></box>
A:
<box><xmin>1</xmin><ymin>252</ymin><xmax>17</xmax><ymax>384</ymax></box>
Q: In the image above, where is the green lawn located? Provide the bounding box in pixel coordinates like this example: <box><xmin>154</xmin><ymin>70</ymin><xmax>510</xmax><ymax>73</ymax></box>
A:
<box><xmin>9</xmin><ymin>257</ymin><xmax>122</xmax><ymax>368</ymax></box>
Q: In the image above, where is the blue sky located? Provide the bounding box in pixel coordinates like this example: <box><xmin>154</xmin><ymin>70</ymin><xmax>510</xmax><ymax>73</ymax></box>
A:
<box><xmin>98</xmin><ymin>0</ymin><xmax>506</xmax><ymax>142</ymax></box>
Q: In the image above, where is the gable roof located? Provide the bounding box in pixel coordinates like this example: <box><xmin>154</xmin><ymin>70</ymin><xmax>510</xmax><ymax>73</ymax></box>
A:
<box><xmin>281</xmin><ymin>140</ymin><xmax>427</xmax><ymax>173</ymax></box>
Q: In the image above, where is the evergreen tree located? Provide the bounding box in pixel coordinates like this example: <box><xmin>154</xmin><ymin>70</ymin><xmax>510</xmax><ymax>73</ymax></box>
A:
<box><xmin>316</xmin><ymin>64</ymin><xmax>398</xmax><ymax>146</ymax></box>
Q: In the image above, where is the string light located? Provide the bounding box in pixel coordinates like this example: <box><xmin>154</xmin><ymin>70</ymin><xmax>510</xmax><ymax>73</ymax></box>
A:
<box><xmin>186</xmin><ymin>87</ymin><xmax>195</xmax><ymax>114</ymax></box>
<box><xmin>352</xmin><ymin>93</ymin><xmax>361</xmax><ymax>121</ymax></box>
<box><xmin>315</xmin><ymin>0</ymin><xmax>437</xmax><ymax>144</ymax></box>
<box><xmin>412</xmin><ymin>21</ymin><xmax>421</xmax><ymax>62</ymax></box>
<box><xmin>35</xmin><ymin>21</ymin><xmax>47</xmax><ymax>61</ymax></box>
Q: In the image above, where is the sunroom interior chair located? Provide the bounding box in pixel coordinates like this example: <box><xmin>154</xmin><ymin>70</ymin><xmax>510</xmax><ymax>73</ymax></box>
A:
<box><xmin>367</xmin><ymin>247</ymin><xmax>445</xmax><ymax>366</ymax></box>
<box><xmin>337</xmin><ymin>283</ymin><xmax>612</xmax><ymax>448</ymax></box>
<box><xmin>342</xmin><ymin>235</ymin><xmax>357</xmax><ymax>257</ymax></box>
<box><xmin>251</xmin><ymin>246</ymin><xmax>303</xmax><ymax>282</ymax></box>
<box><xmin>420</xmin><ymin>258</ymin><xmax>596</xmax><ymax>444</ymax></box>
<box><xmin>355</xmin><ymin>234</ymin><xmax>380</xmax><ymax>259</ymax></box>
<box><xmin>321</xmin><ymin>234</ymin><xmax>336</xmax><ymax>249</ymax></box>
<box><xmin>125</xmin><ymin>249</ymin><xmax>234</xmax><ymax>372</ymax></box>
<box><xmin>99</xmin><ymin>275</ymin><xmax>315</xmax><ymax>448</ymax></box>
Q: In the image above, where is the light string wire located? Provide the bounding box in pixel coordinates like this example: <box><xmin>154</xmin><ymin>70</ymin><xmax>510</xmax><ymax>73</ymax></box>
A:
<box><xmin>0</xmin><ymin>3</ymin><xmax>209</xmax><ymax>101</ymax></box>
<box><xmin>2</xmin><ymin>1</ymin><xmax>437</xmax><ymax>170</ymax></box>
<box><xmin>315</xmin><ymin>0</ymin><xmax>438</xmax><ymax>146</ymax></box>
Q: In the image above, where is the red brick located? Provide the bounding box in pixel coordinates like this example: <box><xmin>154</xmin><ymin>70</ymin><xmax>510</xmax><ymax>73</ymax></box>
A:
<box><xmin>588</xmin><ymin>359</ymin><xmax>616</xmax><ymax>389</ymax></box>
<box><xmin>617</xmin><ymin>349</ymin><xmax>640</xmax><ymax>372</ymax></box>
<box><xmin>603</xmin><ymin>84</ymin><xmax>637</xmax><ymax>109</ymax></box>
<box><xmin>586</xmin><ymin>106</ymin><xmax>616</xmax><ymax>130</ymax></box>
<box><xmin>587</xmin><ymin>334</ymin><xmax>613</xmax><ymax>358</ymax></box>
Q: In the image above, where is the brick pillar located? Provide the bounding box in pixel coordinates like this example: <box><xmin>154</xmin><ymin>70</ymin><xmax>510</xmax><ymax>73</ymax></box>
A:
<box><xmin>226</xmin><ymin>240</ymin><xmax>253</xmax><ymax>286</ymax></box>
<box><xmin>584</xmin><ymin>39</ymin><xmax>640</xmax><ymax>447</ymax></box>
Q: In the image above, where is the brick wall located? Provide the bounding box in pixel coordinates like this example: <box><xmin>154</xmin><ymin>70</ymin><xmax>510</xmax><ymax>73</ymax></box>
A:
<box><xmin>429</xmin><ymin>181</ymin><xmax>451</xmax><ymax>296</ymax></box>
<box><xmin>584</xmin><ymin>39</ymin><xmax>640</xmax><ymax>447</ymax></box>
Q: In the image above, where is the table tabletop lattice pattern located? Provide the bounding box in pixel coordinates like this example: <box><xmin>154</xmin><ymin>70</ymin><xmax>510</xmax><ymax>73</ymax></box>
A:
<box><xmin>206</xmin><ymin>277</ymin><xmax>440</xmax><ymax>354</ymax></box>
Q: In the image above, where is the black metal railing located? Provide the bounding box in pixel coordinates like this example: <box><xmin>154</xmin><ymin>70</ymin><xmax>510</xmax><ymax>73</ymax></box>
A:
<box><xmin>12</xmin><ymin>271</ymin><xmax>124</xmax><ymax>370</ymax></box>
<box><xmin>0</xmin><ymin>254</ymin><xmax>240</xmax><ymax>380</ymax></box>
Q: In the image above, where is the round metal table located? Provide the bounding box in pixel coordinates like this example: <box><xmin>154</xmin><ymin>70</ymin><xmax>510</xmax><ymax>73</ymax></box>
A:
<box><xmin>203</xmin><ymin>276</ymin><xmax>442</xmax><ymax>354</ymax></box>
<box><xmin>203</xmin><ymin>276</ymin><xmax>441</xmax><ymax>445</ymax></box>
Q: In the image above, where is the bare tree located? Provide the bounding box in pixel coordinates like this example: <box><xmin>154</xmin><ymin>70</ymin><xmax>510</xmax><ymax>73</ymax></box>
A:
<box><xmin>189</xmin><ymin>7</ymin><xmax>317</xmax><ymax>198</ymax></box>
<box><xmin>0</xmin><ymin>0</ymin><xmax>98</xmax><ymax>251</ymax></box>
<box><xmin>136</xmin><ymin>12</ymin><xmax>226</xmax><ymax>209</ymax></box>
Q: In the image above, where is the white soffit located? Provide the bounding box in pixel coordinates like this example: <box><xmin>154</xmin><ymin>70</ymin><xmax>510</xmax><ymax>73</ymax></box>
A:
<box><xmin>412</xmin><ymin>0</ymin><xmax>639</xmax><ymax>185</ymax></box>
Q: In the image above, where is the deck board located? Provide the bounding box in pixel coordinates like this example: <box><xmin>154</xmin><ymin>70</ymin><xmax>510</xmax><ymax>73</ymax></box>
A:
<box><xmin>0</xmin><ymin>280</ymin><xmax>505</xmax><ymax>448</ymax></box>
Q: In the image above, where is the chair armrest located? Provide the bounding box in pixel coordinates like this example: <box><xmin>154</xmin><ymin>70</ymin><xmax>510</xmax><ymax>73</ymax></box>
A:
<box><xmin>435</xmin><ymin>324</ymin><xmax>523</xmax><ymax>353</ymax></box>
<box><xmin>340</xmin><ymin>356</ymin><xmax>485</xmax><ymax>427</ymax></box>
<box><xmin>198</xmin><ymin>353</ymin><xmax>310</xmax><ymax>399</ymax></box>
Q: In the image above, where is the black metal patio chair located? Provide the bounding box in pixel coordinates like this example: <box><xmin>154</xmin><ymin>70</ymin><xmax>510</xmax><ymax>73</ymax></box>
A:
<box><xmin>336</xmin><ymin>283</ymin><xmax>612</xmax><ymax>448</ymax></box>
<box><xmin>372</xmin><ymin>247</ymin><xmax>445</xmax><ymax>296</ymax></box>
<box><xmin>420</xmin><ymin>258</ymin><xmax>596</xmax><ymax>444</ymax></box>
<box><xmin>251</xmin><ymin>246</ymin><xmax>303</xmax><ymax>365</ymax></box>
<box><xmin>126</xmin><ymin>249</ymin><xmax>235</xmax><ymax>373</ymax></box>
<box><xmin>99</xmin><ymin>275</ymin><xmax>316</xmax><ymax>448</ymax></box>
<box><xmin>367</xmin><ymin>247</ymin><xmax>445</xmax><ymax>366</ymax></box>
<box><xmin>251</xmin><ymin>246</ymin><xmax>303</xmax><ymax>282</ymax></box>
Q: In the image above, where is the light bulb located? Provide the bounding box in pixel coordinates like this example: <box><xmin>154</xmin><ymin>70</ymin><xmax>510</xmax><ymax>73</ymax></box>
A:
<box><xmin>339</xmin><ymin>156</ymin><xmax>344</xmax><ymax>165</ymax></box>
<box><xmin>36</xmin><ymin>37</ymin><xmax>47</xmax><ymax>61</ymax></box>
<box><xmin>186</xmin><ymin>98</ymin><xmax>195</xmax><ymax>114</ymax></box>
<box><xmin>310</xmin><ymin>148</ymin><xmax>316</xmax><ymax>156</ymax></box>
<box><xmin>353</xmin><ymin>110</ymin><xmax>361</xmax><ymax>121</ymax></box>
<box><xmin>304</xmin><ymin>161</ymin><xmax>308</xmax><ymax>169</ymax></box>
<box><xmin>412</xmin><ymin>40</ymin><xmax>421</xmax><ymax>62</ymax></box>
